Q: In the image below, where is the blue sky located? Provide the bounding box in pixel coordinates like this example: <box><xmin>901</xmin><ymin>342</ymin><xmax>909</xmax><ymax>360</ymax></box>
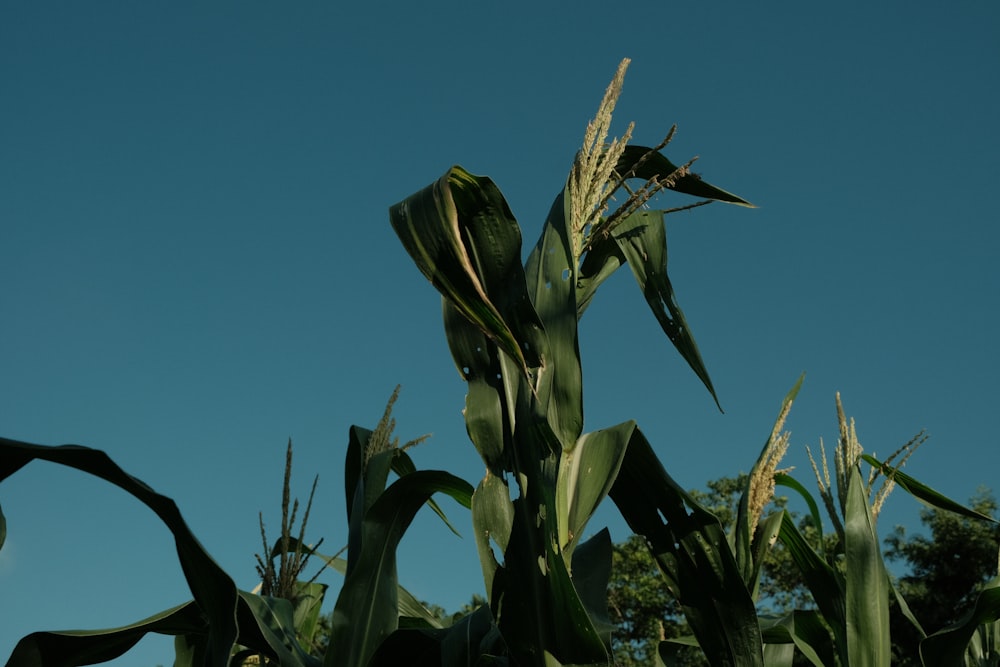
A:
<box><xmin>2</xmin><ymin>3</ymin><xmax>998</xmax><ymax>665</ymax></box>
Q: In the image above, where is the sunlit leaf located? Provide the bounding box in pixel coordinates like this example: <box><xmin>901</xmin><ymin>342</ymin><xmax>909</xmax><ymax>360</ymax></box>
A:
<box><xmin>524</xmin><ymin>190</ymin><xmax>583</xmax><ymax>449</ymax></box>
<box><xmin>843</xmin><ymin>467</ymin><xmax>891</xmax><ymax>667</ymax></box>
<box><xmin>555</xmin><ymin>425</ymin><xmax>629</xmax><ymax>558</ymax></box>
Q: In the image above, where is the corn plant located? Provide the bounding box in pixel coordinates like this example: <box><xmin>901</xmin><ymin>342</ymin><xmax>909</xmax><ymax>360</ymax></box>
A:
<box><xmin>748</xmin><ymin>394</ymin><xmax>1000</xmax><ymax>667</ymax></box>
<box><xmin>389</xmin><ymin>58</ymin><xmax>759</xmax><ymax>666</ymax></box>
<box><xmin>388</xmin><ymin>58</ymin><xmax>1000</xmax><ymax>666</ymax></box>
<box><xmin>0</xmin><ymin>387</ymin><xmax>472</xmax><ymax>667</ymax></box>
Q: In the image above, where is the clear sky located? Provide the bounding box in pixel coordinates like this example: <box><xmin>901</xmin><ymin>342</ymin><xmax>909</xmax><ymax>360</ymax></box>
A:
<box><xmin>2</xmin><ymin>3</ymin><xmax>998</xmax><ymax>665</ymax></box>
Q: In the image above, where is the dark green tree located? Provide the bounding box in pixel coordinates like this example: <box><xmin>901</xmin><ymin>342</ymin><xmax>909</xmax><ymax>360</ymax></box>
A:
<box><xmin>884</xmin><ymin>487</ymin><xmax>1000</xmax><ymax>666</ymax></box>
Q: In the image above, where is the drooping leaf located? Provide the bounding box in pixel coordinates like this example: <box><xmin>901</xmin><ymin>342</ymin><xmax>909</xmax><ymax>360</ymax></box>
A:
<box><xmin>611</xmin><ymin>211</ymin><xmax>721</xmax><ymax>410</ymax></box>
<box><xmin>608</xmin><ymin>423</ymin><xmax>764</xmax><ymax>667</ymax></box>
<box><xmin>774</xmin><ymin>473</ymin><xmax>826</xmax><ymax>547</ymax></box>
<box><xmin>392</xmin><ymin>449</ymin><xmax>469</xmax><ymax>537</ymax></box>
<box><xmin>0</xmin><ymin>438</ymin><xmax>240</xmax><ymax>666</ymax></box>
<box><xmin>389</xmin><ymin>165</ymin><xmax>547</xmax><ymax>381</ymax></box>
<box><xmin>4</xmin><ymin>602</ymin><xmax>206</xmax><ymax>667</ymax></box>
<box><xmin>617</xmin><ymin>144</ymin><xmax>754</xmax><ymax>207</ymax></box>
<box><xmin>862</xmin><ymin>453</ymin><xmax>999</xmax><ymax>523</ymax></box>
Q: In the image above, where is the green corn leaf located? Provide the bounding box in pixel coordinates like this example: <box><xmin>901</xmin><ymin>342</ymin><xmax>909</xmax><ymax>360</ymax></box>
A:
<box><xmin>173</xmin><ymin>633</ymin><xmax>206</xmax><ymax>667</ymax></box>
<box><xmin>777</xmin><ymin>512</ymin><xmax>847</xmax><ymax>656</ymax></box>
<box><xmin>493</xmin><ymin>502</ymin><xmax>609</xmax><ymax>665</ymax></box>
<box><xmin>575</xmin><ymin>233</ymin><xmax>624</xmax><ymax>318</ymax></box>
<box><xmin>237</xmin><ymin>591</ymin><xmax>323</xmax><ymax>667</ymax></box>
<box><xmin>472</xmin><ymin>471</ymin><xmax>515</xmax><ymax>600</ymax></box>
<box><xmin>4</xmin><ymin>602</ymin><xmax>206</xmax><ymax>667</ymax></box>
<box><xmin>608</xmin><ymin>423</ymin><xmax>764</xmax><ymax>667</ymax></box>
<box><xmin>774</xmin><ymin>473</ymin><xmax>826</xmax><ymax>547</ymax></box>
<box><xmin>617</xmin><ymin>145</ymin><xmax>755</xmax><ymax>207</ymax></box>
<box><xmin>344</xmin><ymin>425</ymin><xmax>368</xmax><ymax>522</ymax></box>
<box><xmin>761</xmin><ymin>643</ymin><xmax>795</xmax><ymax>667</ymax></box>
<box><xmin>576</xmin><ymin>144</ymin><xmax>751</xmax><ymax>317</ymax></box>
<box><xmin>443</xmin><ymin>299</ymin><xmax>512</xmax><ymax>473</ymax></box>
<box><xmin>288</xmin><ymin>582</ymin><xmax>328</xmax><ymax>652</ymax></box>
<box><xmin>393</xmin><ymin>449</ymin><xmax>469</xmax><ymax>537</ymax></box>
<box><xmin>862</xmin><ymin>453</ymin><xmax>999</xmax><ymax>523</ymax></box>
<box><xmin>747</xmin><ymin>511</ymin><xmax>785</xmax><ymax>601</ymax></box>
<box><xmin>0</xmin><ymin>437</ymin><xmax>240</xmax><ymax>666</ymax></box>
<box><xmin>759</xmin><ymin>610</ymin><xmax>833</xmax><ymax>667</ymax></box>
<box><xmin>492</xmin><ymin>424</ymin><xmax>609</xmax><ymax>667</ymax></box>
<box><xmin>389</xmin><ymin>165</ymin><xmax>547</xmax><ymax>382</ymax></box>
<box><xmin>554</xmin><ymin>425</ymin><xmax>630</xmax><ymax>558</ymax></box>
<box><xmin>309</xmin><ymin>548</ymin><xmax>448</xmax><ymax>630</ymax></box>
<box><xmin>439</xmin><ymin>604</ymin><xmax>508</xmax><ymax>667</ymax></box>
<box><xmin>611</xmin><ymin>211</ymin><xmax>721</xmax><ymax>410</ymax></box>
<box><xmin>4</xmin><ymin>593</ymin><xmax>321</xmax><ymax>667</ymax></box>
<box><xmin>524</xmin><ymin>190</ymin><xmax>584</xmax><ymax>449</ymax></box>
<box><xmin>844</xmin><ymin>466</ymin><xmax>891</xmax><ymax>667</ymax></box>
<box><xmin>569</xmin><ymin>529</ymin><xmax>615</xmax><ymax>650</ymax></box>
<box><xmin>368</xmin><ymin>604</ymin><xmax>509</xmax><ymax>666</ymax></box>
<box><xmin>920</xmin><ymin>577</ymin><xmax>1000</xmax><ymax>666</ymax></box>
<box><xmin>326</xmin><ymin>469</ymin><xmax>474</xmax><ymax>667</ymax></box>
